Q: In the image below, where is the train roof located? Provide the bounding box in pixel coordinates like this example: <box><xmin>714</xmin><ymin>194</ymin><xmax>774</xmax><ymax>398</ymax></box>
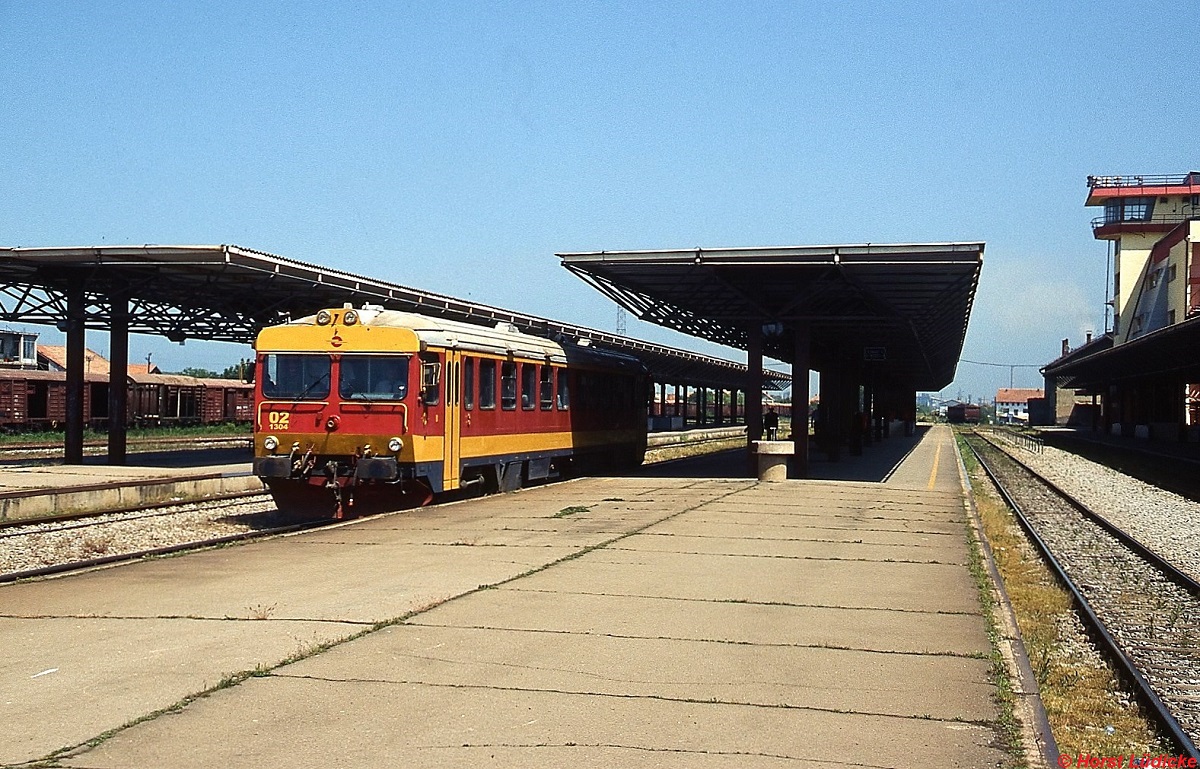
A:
<box><xmin>0</xmin><ymin>367</ymin><xmax>250</xmax><ymax>388</ymax></box>
<box><xmin>283</xmin><ymin>308</ymin><xmax>645</xmax><ymax>369</ymax></box>
<box><xmin>0</xmin><ymin>367</ymin><xmax>107</xmax><ymax>383</ymax></box>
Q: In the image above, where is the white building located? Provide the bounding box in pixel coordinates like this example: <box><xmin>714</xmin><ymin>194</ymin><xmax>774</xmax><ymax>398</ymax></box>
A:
<box><xmin>995</xmin><ymin>388</ymin><xmax>1043</xmax><ymax>425</ymax></box>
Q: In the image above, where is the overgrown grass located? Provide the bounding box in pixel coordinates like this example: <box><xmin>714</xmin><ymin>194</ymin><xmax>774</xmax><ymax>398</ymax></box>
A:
<box><xmin>956</xmin><ymin>430</ymin><xmax>1168</xmax><ymax>757</ymax></box>
<box><xmin>960</xmin><ymin>500</ymin><xmax>1028</xmax><ymax>767</ymax></box>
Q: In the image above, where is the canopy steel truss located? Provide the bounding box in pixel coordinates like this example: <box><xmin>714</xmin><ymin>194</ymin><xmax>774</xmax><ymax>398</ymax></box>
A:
<box><xmin>0</xmin><ymin>245</ymin><xmax>783</xmax><ymax>392</ymax></box>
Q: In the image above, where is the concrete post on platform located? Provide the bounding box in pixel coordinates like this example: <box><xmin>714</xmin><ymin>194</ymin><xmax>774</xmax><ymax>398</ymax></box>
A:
<box><xmin>753</xmin><ymin>440</ymin><xmax>794</xmax><ymax>481</ymax></box>
<box><xmin>791</xmin><ymin>323</ymin><xmax>810</xmax><ymax>478</ymax></box>
<box><xmin>108</xmin><ymin>293</ymin><xmax>130</xmax><ymax>465</ymax></box>
<box><xmin>64</xmin><ymin>276</ymin><xmax>86</xmax><ymax>465</ymax></box>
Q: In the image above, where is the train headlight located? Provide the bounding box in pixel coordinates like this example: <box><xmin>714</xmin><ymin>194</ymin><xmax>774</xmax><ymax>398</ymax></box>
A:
<box><xmin>316</xmin><ymin>310</ymin><xmax>332</xmax><ymax>325</ymax></box>
<box><xmin>388</xmin><ymin>436</ymin><xmax>403</xmax><ymax>453</ymax></box>
<box><xmin>343</xmin><ymin>310</ymin><xmax>359</xmax><ymax>325</ymax></box>
<box><xmin>263</xmin><ymin>435</ymin><xmax>279</xmax><ymax>452</ymax></box>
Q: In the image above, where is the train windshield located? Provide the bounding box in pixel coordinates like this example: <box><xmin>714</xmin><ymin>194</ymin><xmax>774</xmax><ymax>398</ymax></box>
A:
<box><xmin>260</xmin><ymin>354</ymin><xmax>332</xmax><ymax>400</ymax></box>
<box><xmin>339</xmin><ymin>355</ymin><xmax>409</xmax><ymax>401</ymax></box>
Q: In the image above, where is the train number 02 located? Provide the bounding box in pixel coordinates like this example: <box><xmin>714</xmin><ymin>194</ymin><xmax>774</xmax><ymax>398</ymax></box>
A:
<box><xmin>268</xmin><ymin>411</ymin><xmax>290</xmax><ymax>431</ymax></box>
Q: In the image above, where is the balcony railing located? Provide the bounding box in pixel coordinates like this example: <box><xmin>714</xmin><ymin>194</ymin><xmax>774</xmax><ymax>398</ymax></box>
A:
<box><xmin>1092</xmin><ymin>213</ymin><xmax>1198</xmax><ymax>230</ymax></box>
<box><xmin>1088</xmin><ymin>173</ymin><xmax>1197</xmax><ymax>188</ymax></box>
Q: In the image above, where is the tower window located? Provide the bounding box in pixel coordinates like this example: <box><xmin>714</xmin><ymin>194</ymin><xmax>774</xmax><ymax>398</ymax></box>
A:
<box><xmin>1106</xmin><ymin>197</ymin><xmax>1154</xmax><ymax>223</ymax></box>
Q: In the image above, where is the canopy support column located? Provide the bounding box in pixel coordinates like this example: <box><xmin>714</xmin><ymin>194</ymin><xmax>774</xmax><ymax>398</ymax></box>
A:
<box><xmin>108</xmin><ymin>293</ymin><xmax>130</xmax><ymax>465</ymax></box>
<box><xmin>791</xmin><ymin>324</ymin><xmax>810</xmax><ymax>478</ymax></box>
<box><xmin>64</xmin><ymin>276</ymin><xmax>86</xmax><ymax>465</ymax></box>
<box><xmin>746</xmin><ymin>325</ymin><xmax>764</xmax><ymax>443</ymax></box>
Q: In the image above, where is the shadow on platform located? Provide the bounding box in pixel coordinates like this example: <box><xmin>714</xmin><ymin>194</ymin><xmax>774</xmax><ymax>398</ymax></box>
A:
<box><xmin>637</xmin><ymin>425</ymin><xmax>930</xmax><ymax>483</ymax></box>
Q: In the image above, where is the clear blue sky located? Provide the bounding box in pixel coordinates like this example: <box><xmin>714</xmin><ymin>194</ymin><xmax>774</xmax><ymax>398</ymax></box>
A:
<box><xmin>2</xmin><ymin>1</ymin><xmax>1196</xmax><ymax>401</ymax></box>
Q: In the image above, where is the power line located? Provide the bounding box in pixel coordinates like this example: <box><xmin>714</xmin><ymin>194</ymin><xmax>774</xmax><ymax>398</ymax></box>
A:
<box><xmin>959</xmin><ymin>358</ymin><xmax>1042</xmax><ymax>368</ymax></box>
<box><xmin>959</xmin><ymin>358</ymin><xmax>1043</xmax><ymax>388</ymax></box>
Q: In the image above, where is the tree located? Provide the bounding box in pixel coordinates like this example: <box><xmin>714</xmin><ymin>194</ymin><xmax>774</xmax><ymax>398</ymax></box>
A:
<box><xmin>220</xmin><ymin>359</ymin><xmax>254</xmax><ymax>381</ymax></box>
<box><xmin>179</xmin><ymin>367</ymin><xmax>218</xmax><ymax>379</ymax></box>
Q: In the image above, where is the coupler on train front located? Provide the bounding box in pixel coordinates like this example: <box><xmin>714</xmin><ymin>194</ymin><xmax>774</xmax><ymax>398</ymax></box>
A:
<box><xmin>254</xmin><ymin>449</ymin><xmax>434</xmax><ymax>520</ymax></box>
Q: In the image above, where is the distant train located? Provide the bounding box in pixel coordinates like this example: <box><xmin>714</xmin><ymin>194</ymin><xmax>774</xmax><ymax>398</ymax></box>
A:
<box><xmin>252</xmin><ymin>305</ymin><xmax>648</xmax><ymax>518</ymax></box>
<box><xmin>0</xmin><ymin>368</ymin><xmax>253</xmax><ymax>431</ymax></box>
<box><xmin>946</xmin><ymin>403</ymin><xmax>982</xmax><ymax>424</ymax></box>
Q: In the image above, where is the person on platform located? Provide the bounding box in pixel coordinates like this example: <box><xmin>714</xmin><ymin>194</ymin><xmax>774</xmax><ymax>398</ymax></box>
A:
<box><xmin>764</xmin><ymin>407</ymin><xmax>779</xmax><ymax>440</ymax></box>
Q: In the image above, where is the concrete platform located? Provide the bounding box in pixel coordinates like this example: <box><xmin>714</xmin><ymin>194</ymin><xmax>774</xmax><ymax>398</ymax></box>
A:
<box><xmin>0</xmin><ymin>448</ymin><xmax>259</xmax><ymax>522</ymax></box>
<box><xmin>0</xmin><ymin>424</ymin><xmax>1013</xmax><ymax>767</ymax></box>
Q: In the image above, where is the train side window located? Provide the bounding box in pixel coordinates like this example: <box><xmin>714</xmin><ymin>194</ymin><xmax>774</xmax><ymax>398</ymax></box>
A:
<box><xmin>556</xmin><ymin>369</ymin><xmax>570</xmax><ymax>410</ymax></box>
<box><xmin>479</xmin><ymin>359</ymin><xmax>496</xmax><ymax>409</ymax></box>
<box><xmin>463</xmin><ymin>358</ymin><xmax>475</xmax><ymax>410</ymax></box>
<box><xmin>521</xmin><ymin>363</ymin><xmax>536</xmax><ymax>410</ymax></box>
<box><xmin>339</xmin><ymin>355</ymin><xmax>409</xmax><ymax>401</ymax></box>
<box><xmin>501</xmin><ymin>361</ymin><xmax>517</xmax><ymax>410</ymax></box>
<box><xmin>419</xmin><ymin>353</ymin><xmax>440</xmax><ymax>406</ymax></box>
<box><xmin>539</xmin><ymin>365</ymin><xmax>553</xmax><ymax>410</ymax></box>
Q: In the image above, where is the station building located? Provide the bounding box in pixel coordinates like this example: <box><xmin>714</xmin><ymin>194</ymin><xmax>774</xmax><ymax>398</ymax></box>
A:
<box><xmin>994</xmin><ymin>388</ymin><xmax>1043</xmax><ymax>425</ymax></box>
<box><xmin>1042</xmin><ymin>172</ymin><xmax>1200</xmax><ymax>439</ymax></box>
<box><xmin>0</xmin><ymin>329</ymin><xmax>39</xmax><ymax>369</ymax></box>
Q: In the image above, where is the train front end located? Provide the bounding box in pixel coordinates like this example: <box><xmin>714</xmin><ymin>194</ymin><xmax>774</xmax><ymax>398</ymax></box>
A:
<box><xmin>252</xmin><ymin>305</ymin><xmax>434</xmax><ymax>518</ymax></box>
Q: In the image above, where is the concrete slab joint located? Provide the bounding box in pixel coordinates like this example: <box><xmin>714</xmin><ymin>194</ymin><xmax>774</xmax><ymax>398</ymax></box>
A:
<box><xmin>0</xmin><ymin>425</ymin><xmax>1013</xmax><ymax>768</ymax></box>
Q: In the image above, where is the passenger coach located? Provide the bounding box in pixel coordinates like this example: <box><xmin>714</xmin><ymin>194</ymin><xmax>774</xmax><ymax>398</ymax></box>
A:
<box><xmin>253</xmin><ymin>305</ymin><xmax>648</xmax><ymax>517</ymax></box>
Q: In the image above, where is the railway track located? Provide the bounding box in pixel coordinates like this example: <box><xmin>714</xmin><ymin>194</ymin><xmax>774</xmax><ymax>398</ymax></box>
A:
<box><xmin>0</xmin><ymin>491</ymin><xmax>318</xmax><ymax>584</ymax></box>
<box><xmin>1</xmin><ymin>429</ymin><xmax>744</xmax><ymax>582</ymax></box>
<box><xmin>963</xmin><ymin>430</ymin><xmax>1200</xmax><ymax>758</ymax></box>
<box><xmin>0</xmin><ymin>434</ymin><xmax>251</xmax><ymax>460</ymax></box>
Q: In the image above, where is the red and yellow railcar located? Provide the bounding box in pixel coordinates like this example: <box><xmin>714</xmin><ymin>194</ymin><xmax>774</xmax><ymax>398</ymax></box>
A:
<box><xmin>252</xmin><ymin>305</ymin><xmax>647</xmax><ymax>517</ymax></box>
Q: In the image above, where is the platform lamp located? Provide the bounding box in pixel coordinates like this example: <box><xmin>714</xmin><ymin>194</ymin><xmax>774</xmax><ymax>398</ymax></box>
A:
<box><xmin>761</xmin><ymin>321</ymin><xmax>785</xmax><ymax>338</ymax></box>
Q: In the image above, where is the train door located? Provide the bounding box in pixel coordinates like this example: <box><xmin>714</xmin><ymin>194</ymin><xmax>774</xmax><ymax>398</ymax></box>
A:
<box><xmin>442</xmin><ymin>350</ymin><xmax>462</xmax><ymax>490</ymax></box>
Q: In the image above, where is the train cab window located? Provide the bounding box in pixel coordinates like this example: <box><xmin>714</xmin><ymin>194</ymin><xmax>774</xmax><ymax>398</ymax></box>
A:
<box><xmin>556</xmin><ymin>369</ymin><xmax>570</xmax><ymax>410</ymax></box>
<box><xmin>261</xmin><ymin>354</ymin><xmax>331</xmax><ymax>400</ymax></box>
<box><xmin>418</xmin><ymin>353</ymin><xmax>441</xmax><ymax>406</ymax></box>
<box><xmin>463</xmin><ymin>358</ymin><xmax>475</xmax><ymax>410</ymax></box>
<box><xmin>521</xmin><ymin>363</ymin><xmax>536</xmax><ymax>410</ymax></box>
<box><xmin>479</xmin><ymin>359</ymin><xmax>496</xmax><ymax>409</ymax></box>
<box><xmin>339</xmin><ymin>355</ymin><xmax>409</xmax><ymax>401</ymax></box>
<box><xmin>501</xmin><ymin>361</ymin><xmax>517</xmax><ymax>410</ymax></box>
<box><xmin>540</xmin><ymin>366</ymin><xmax>553</xmax><ymax>410</ymax></box>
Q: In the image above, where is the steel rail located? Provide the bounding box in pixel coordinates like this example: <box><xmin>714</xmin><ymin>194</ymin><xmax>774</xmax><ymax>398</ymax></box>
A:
<box><xmin>2</xmin><ymin>432</ymin><xmax>742</xmax><ymax>581</ymax></box>
<box><xmin>964</xmin><ymin>434</ymin><xmax>1200</xmax><ymax>758</ymax></box>
<box><xmin>0</xmin><ymin>435</ymin><xmax>250</xmax><ymax>454</ymax></box>
<box><xmin>976</xmin><ymin>431</ymin><xmax>1200</xmax><ymax>596</ymax></box>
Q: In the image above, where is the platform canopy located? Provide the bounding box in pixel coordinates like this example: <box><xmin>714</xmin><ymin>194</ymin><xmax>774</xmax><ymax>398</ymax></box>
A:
<box><xmin>1043</xmin><ymin>316</ymin><xmax>1200</xmax><ymax>387</ymax></box>
<box><xmin>558</xmin><ymin>243</ymin><xmax>984</xmax><ymax>391</ymax></box>
<box><xmin>0</xmin><ymin>245</ymin><xmax>785</xmax><ymax>391</ymax></box>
